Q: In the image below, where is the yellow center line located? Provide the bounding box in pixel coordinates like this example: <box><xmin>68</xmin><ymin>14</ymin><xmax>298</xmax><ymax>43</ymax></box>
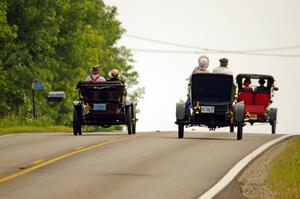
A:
<box><xmin>0</xmin><ymin>134</ymin><xmax>145</xmax><ymax>184</ymax></box>
<box><xmin>31</xmin><ymin>159</ymin><xmax>44</xmax><ymax>165</ymax></box>
<box><xmin>73</xmin><ymin>146</ymin><xmax>85</xmax><ymax>150</ymax></box>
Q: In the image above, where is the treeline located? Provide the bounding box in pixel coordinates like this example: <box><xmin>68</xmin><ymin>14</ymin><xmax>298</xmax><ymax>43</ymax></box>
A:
<box><xmin>0</xmin><ymin>0</ymin><xmax>143</xmax><ymax>126</ymax></box>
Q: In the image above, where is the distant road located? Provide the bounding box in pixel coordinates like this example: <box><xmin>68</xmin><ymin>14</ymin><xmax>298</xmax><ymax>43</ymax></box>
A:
<box><xmin>0</xmin><ymin>132</ymin><xmax>282</xmax><ymax>199</ymax></box>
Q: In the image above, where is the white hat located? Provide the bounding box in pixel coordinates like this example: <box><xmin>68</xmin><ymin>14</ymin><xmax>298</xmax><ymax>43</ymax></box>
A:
<box><xmin>198</xmin><ymin>55</ymin><xmax>209</xmax><ymax>69</ymax></box>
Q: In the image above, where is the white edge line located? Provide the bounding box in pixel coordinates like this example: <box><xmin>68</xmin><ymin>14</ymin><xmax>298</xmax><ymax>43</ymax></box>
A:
<box><xmin>198</xmin><ymin>134</ymin><xmax>294</xmax><ymax>199</ymax></box>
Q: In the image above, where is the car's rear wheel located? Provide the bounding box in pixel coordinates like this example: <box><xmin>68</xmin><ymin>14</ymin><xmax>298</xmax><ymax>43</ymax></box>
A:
<box><xmin>132</xmin><ymin>105</ymin><xmax>136</xmax><ymax>134</ymax></box>
<box><xmin>237</xmin><ymin>123</ymin><xmax>243</xmax><ymax>140</ymax></box>
<box><xmin>178</xmin><ymin>123</ymin><xmax>184</xmax><ymax>138</ymax></box>
<box><xmin>230</xmin><ymin>125</ymin><xmax>234</xmax><ymax>133</ymax></box>
<box><xmin>126</xmin><ymin>105</ymin><xmax>133</xmax><ymax>135</ymax></box>
<box><xmin>73</xmin><ymin>107</ymin><xmax>81</xmax><ymax>136</ymax></box>
<box><xmin>271</xmin><ymin>122</ymin><xmax>276</xmax><ymax>134</ymax></box>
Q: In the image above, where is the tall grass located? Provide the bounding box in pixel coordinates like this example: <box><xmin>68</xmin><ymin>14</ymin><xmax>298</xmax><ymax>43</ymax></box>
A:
<box><xmin>267</xmin><ymin>136</ymin><xmax>300</xmax><ymax>198</ymax></box>
<box><xmin>0</xmin><ymin>114</ymin><xmax>71</xmax><ymax>135</ymax></box>
<box><xmin>0</xmin><ymin>114</ymin><xmax>123</xmax><ymax>135</ymax></box>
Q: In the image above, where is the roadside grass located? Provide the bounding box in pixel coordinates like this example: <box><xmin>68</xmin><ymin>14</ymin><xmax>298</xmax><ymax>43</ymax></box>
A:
<box><xmin>267</xmin><ymin>135</ymin><xmax>300</xmax><ymax>198</ymax></box>
<box><xmin>0</xmin><ymin>126</ymin><xmax>72</xmax><ymax>135</ymax></box>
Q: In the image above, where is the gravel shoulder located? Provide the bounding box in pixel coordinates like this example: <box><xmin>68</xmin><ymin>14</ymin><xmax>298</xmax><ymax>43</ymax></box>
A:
<box><xmin>216</xmin><ymin>139</ymin><xmax>288</xmax><ymax>199</ymax></box>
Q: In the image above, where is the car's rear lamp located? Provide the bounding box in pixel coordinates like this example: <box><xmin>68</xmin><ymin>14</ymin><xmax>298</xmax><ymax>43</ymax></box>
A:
<box><xmin>48</xmin><ymin>91</ymin><xmax>65</xmax><ymax>102</ymax></box>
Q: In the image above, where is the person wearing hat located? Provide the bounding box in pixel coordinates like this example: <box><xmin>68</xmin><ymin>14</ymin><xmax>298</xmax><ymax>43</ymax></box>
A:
<box><xmin>108</xmin><ymin>69</ymin><xmax>122</xmax><ymax>81</ymax></box>
<box><xmin>255</xmin><ymin>78</ymin><xmax>268</xmax><ymax>93</ymax></box>
<box><xmin>212</xmin><ymin>58</ymin><xmax>233</xmax><ymax>75</ymax></box>
<box><xmin>85</xmin><ymin>65</ymin><xmax>106</xmax><ymax>82</ymax></box>
<box><xmin>243</xmin><ymin>78</ymin><xmax>252</xmax><ymax>91</ymax></box>
<box><xmin>187</xmin><ymin>55</ymin><xmax>210</xmax><ymax>80</ymax></box>
<box><xmin>185</xmin><ymin>55</ymin><xmax>210</xmax><ymax>113</ymax></box>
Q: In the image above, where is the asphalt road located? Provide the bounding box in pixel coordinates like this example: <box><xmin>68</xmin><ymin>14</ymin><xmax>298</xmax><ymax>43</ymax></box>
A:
<box><xmin>0</xmin><ymin>131</ymin><xmax>282</xmax><ymax>199</ymax></box>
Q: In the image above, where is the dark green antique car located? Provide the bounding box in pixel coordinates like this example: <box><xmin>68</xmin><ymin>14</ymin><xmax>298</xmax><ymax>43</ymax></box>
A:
<box><xmin>73</xmin><ymin>81</ymin><xmax>136</xmax><ymax>136</ymax></box>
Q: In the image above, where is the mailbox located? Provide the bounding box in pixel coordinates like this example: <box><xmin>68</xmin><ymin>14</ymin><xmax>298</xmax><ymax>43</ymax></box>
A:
<box><xmin>48</xmin><ymin>91</ymin><xmax>65</xmax><ymax>102</ymax></box>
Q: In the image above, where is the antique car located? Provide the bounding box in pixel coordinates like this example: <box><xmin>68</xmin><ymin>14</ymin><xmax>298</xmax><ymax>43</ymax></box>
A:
<box><xmin>73</xmin><ymin>81</ymin><xmax>137</xmax><ymax>135</ymax></box>
<box><xmin>236</xmin><ymin>74</ymin><xmax>278</xmax><ymax>134</ymax></box>
<box><xmin>175</xmin><ymin>73</ymin><xmax>245</xmax><ymax>140</ymax></box>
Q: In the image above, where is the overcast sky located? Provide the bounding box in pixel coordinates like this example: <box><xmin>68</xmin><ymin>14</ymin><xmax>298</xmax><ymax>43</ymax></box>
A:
<box><xmin>104</xmin><ymin>0</ymin><xmax>300</xmax><ymax>134</ymax></box>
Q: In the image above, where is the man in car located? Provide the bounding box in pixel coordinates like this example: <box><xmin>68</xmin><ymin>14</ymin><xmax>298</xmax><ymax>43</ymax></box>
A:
<box><xmin>255</xmin><ymin>78</ymin><xmax>268</xmax><ymax>92</ymax></box>
<box><xmin>212</xmin><ymin>58</ymin><xmax>233</xmax><ymax>75</ymax></box>
<box><xmin>85</xmin><ymin>65</ymin><xmax>106</xmax><ymax>82</ymax></box>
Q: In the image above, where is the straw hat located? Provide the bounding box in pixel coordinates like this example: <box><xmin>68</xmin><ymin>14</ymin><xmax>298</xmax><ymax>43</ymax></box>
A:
<box><xmin>108</xmin><ymin>69</ymin><xmax>120</xmax><ymax>78</ymax></box>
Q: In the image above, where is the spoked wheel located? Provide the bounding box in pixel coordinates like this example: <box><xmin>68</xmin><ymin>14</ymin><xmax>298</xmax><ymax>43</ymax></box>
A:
<box><xmin>73</xmin><ymin>107</ymin><xmax>82</xmax><ymax>136</ymax></box>
<box><xmin>126</xmin><ymin>105</ymin><xmax>133</xmax><ymax>135</ymax></box>
<box><xmin>230</xmin><ymin>125</ymin><xmax>234</xmax><ymax>133</ymax></box>
<box><xmin>271</xmin><ymin>122</ymin><xmax>276</xmax><ymax>134</ymax></box>
<box><xmin>237</xmin><ymin>123</ymin><xmax>243</xmax><ymax>140</ymax></box>
<box><xmin>178</xmin><ymin>123</ymin><xmax>184</xmax><ymax>138</ymax></box>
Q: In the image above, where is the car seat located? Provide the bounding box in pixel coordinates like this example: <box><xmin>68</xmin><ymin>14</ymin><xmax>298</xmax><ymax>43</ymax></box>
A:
<box><xmin>238</xmin><ymin>87</ymin><xmax>253</xmax><ymax>105</ymax></box>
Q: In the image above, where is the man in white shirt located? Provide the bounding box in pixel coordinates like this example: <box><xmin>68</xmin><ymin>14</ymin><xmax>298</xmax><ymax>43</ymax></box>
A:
<box><xmin>85</xmin><ymin>66</ymin><xmax>106</xmax><ymax>82</ymax></box>
<box><xmin>212</xmin><ymin>58</ymin><xmax>233</xmax><ymax>75</ymax></box>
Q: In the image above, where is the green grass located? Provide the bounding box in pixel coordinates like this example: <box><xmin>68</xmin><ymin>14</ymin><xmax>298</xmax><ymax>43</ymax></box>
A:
<box><xmin>267</xmin><ymin>135</ymin><xmax>300</xmax><ymax>198</ymax></box>
<box><xmin>0</xmin><ymin>126</ymin><xmax>72</xmax><ymax>135</ymax></box>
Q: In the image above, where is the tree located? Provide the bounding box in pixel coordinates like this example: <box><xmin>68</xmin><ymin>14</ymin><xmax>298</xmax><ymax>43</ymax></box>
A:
<box><xmin>0</xmin><ymin>0</ymin><xmax>144</xmax><ymax>126</ymax></box>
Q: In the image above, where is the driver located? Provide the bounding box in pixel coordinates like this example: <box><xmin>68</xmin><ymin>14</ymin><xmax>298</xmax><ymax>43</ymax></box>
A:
<box><xmin>85</xmin><ymin>65</ymin><xmax>106</xmax><ymax>82</ymax></box>
<box><xmin>212</xmin><ymin>58</ymin><xmax>233</xmax><ymax>75</ymax></box>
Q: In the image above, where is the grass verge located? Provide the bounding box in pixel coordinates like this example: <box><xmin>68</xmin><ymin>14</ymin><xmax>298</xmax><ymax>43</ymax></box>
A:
<box><xmin>267</xmin><ymin>135</ymin><xmax>300</xmax><ymax>198</ymax></box>
<box><xmin>0</xmin><ymin>126</ymin><xmax>72</xmax><ymax>135</ymax></box>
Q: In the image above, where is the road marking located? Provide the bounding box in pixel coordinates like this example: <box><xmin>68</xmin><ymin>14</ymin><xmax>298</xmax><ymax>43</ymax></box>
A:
<box><xmin>31</xmin><ymin>159</ymin><xmax>44</xmax><ymax>165</ymax></box>
<box><xmin>74</xmin><ymin>146</ymin><xmax>84</xmax><ymax>150</ymax></box>
<box><xmin>0</xmin><ymin>134</ymin><xmax>145</xmax><ymax>184</ymax></box>
<box><xmin>198</xmin><ymin>134</ymin><xmax>294</xmax><ymax>199</ymax></box>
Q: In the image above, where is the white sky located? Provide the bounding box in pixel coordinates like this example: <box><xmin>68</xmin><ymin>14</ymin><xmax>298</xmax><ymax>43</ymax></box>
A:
<box><xmin>104</xmin><ymin>0</ymin><xmax>300</xmax><ymax>134</ymax></box>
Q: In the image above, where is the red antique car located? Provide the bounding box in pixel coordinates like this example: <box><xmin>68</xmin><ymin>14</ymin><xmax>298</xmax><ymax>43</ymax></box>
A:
<box><xmin>235</xmin><ymin>74</ymin><xmax>278</xmax><ymax>134</ymax></box>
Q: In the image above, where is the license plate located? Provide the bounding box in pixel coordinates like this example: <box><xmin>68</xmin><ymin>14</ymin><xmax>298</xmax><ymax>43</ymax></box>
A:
<box><xmin>201</xmin><ymin>106</ymin><xmax>215</xmax><ymax>113</ymax></box>
<box><xmin>93</xmin><ymin>103</ymin><xmax>106</xmax><ymax>111</ymax></box>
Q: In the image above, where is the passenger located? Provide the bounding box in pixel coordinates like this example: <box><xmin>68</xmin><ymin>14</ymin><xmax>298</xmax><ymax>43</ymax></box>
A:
<box><xmin>187</xmin><ymin>55</ymin><xmax>210</xmax><ymax>80</ymax></box>
<box><xmin>108</xmin><ymin>69</ymin><xmax>121</xmax><ymax>81</ymax></box>
<box><xmin>212</xmin><ymin>58</ymin><xmax>233</xmax><ymax>75</ymax></box>
<box><xmin>185</xmin><ymin>55</ymin><xmax>209</xmax><ymax>114</ymax></box>
<box><xmin>242</xmin><ymin>78</ymin><xmax>252</xmax><ymax>91</ymax></box>
<box><xmin>85</xmin><ymin>65</ymin><xmax>106</xmax><ymax>82</ymax></box>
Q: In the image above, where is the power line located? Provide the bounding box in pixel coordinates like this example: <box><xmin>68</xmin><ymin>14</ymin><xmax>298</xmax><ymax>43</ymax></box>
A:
<box><xmin>131</xmin><ymin>48</ymin><xmax>300</xmax><ymax>57</ymax></box>
<box><xmin>239</xmin><ymin>45</ymin><xmax>300</xmax><ymax>53</ymax></box>
<box><xmin>124</xmin><ymin>34</ymin><xmax>300</xmax><ymax>57</ymax></box>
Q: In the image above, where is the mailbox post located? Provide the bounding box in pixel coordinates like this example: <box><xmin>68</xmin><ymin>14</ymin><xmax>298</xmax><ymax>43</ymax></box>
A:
<box><xmin>31</xmin><ymin>82</ymin><xmax>44</xmax><ymax>118</ymax></box>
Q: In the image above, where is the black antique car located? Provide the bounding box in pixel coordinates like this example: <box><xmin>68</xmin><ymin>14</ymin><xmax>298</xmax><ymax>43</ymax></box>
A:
<box><xmin>73</xmin><ymin>81</ymin><xmax>136</xmax><ymax>135</ymax></box>
<box><xmin>236</xmin><ymin>74</ymin><xmax>278</xmax><ymax>134</ymax></box>
<box><xmin>175</xmin><ymin>73</ymin><xmax>245</xmax><ymax>140</ymax></box>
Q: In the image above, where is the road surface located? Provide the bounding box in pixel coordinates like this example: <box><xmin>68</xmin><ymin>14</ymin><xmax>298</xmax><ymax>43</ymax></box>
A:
<box><xmin>0</xmin><ymin>131</ymin><xmax>282</xmax><ymax>199</ymax></box>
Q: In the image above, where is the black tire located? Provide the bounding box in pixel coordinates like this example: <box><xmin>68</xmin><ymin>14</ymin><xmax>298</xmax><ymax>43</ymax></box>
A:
<box><xmin>271</xmin><ymin>122</ymin><xmax>276</xmax><ymax>134</ymax></box>
<box><xmin>132</xmin><ymin>105</ymin><xmax>136</xmax><ymax>134</ymax></box>
<box><xmin>230</xmin><ymin>125</ymin><xmax>234</xmax><ymax>133</ymax></box>
<box><xmin>126</xmin><ymin>106</ymin><xmax>133</xmax><ymax>135</ymax></box>
<box><xmin>78</xmin><ymin>124</ymin><xmax>82</xmax><ymax>136</ymax></box>
<box><xmin>73</xmin><ymin>107</ymin><xmax>81</xmax><ymax>136</ymax></box>
<box><xmin>132</xmin><ymin>122</ymin><xmax>136</xmax><ymax>134</ymax></box>
<box><xmin>237</xmin><ymin>123</ymin><xmax>243</xmax><ymax>140</ymax></box>
<box><xmin>178</xmin><ymin>123</ymin><xmax>184</xmax><ymax>138</ymax></box>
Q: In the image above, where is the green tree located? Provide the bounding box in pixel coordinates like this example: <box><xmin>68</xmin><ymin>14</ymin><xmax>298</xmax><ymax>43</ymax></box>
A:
<box><xmin>0</xmin><ymin>0</ymin><xmax>144</xmax><ymax>126</ymax></box>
